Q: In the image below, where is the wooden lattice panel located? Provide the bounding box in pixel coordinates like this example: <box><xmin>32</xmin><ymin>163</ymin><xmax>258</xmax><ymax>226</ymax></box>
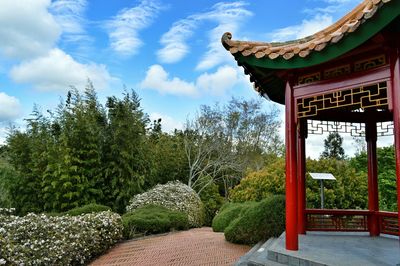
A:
<box><xmin>306</xmin><ymin>214</ymin><xmax>368</xmax><ymax>232</ymax></box>
<box><xmin>297</xmin><ymin>82</ymin><xmax>388</xmax><ymax>119</ymax></box>
<box><xmin>379</xmin><ymin>213</ymin><xmax>399</xmax><ymax>236</ymax></box>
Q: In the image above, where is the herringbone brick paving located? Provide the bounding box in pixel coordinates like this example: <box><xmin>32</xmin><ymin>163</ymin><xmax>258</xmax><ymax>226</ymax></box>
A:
<box><xmin>90</xmin><ymin>227</ymin><xmax>251</xmax><ymax>266</ymax></box>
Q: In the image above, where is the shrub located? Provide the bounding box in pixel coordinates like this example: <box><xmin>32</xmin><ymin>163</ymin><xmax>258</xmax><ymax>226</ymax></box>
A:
<box><xmin>212</xmin><ymin>202</ymin><xmax>256</xmax><ymax>232</ymax></box>
<box><xmin>64</xmin><ymin>203</ymin><xmax>111</xmax><ymax>216</ymax></box>
<box><xmin>194</xmin><ymin>176</ymin><xmax>225</xmax><ymax>226</ymax></box>
<box><xmin>126</xmin><ymin>181</ymin><xmax>204</xmax><ymax>227</ymax></box>
<box><xmin>229</xmin><ymin>158</ymin><xmax>285</xmax><ymax>202</ymax></box>
<box><xmin>224</xmin><ymin>195</ymin><xmax>285</xmax><ymax>245</ymax></box>
<box><xmin>0</xmin><ymin>210</ymin><xmax>122</xmax><ymax>265</ymax></box>
<box><xmin>122</xmin><ymin>205</ymin><xmax>189</xmax><ymax>239</ymax></box>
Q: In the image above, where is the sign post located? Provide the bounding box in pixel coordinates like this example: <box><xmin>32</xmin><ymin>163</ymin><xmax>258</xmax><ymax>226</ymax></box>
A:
<box><xmin>309</xmin><ymin>173</ymin><xmax>336</xmax><ymax>209</ymax></box>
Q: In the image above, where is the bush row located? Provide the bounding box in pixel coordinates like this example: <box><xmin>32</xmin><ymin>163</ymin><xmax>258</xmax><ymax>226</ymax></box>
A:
<box><xmin>0</xmin><ymin>210</ymin><xmax>122</xmax><ymax>265</ymax></box>
<box><xmin>212</xmin><ymin>195</ymin><xmax>285</xmax><ymax>245</ymax></box>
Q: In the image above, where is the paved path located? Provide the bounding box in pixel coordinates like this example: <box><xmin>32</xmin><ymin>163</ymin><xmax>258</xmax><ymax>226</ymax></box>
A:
<box><xmin>91</xmin><ymin>227</ymin><xmax>251</xmax><ymax>266</ymax></box>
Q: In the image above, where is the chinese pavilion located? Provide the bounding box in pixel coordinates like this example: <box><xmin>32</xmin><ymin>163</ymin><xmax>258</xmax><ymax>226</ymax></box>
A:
<box><xmin>222</xmin><ymin>0</ymin><xmax>400</xmax><ymax>250</ymax></box>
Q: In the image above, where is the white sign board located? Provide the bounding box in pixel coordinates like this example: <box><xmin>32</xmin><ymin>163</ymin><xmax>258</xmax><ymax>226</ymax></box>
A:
<box><xmin>309</xmin><ymin>172</ymin><xmax>336</xmax><ymax>180</ymax></box>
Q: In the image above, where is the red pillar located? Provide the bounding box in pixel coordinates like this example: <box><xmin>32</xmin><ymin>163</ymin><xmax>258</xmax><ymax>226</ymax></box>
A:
<box><xmin>297</xmin><ymin>119</ymin><xmax>306</xmax><ymax>235</ymax></box>
<box><xmin>285</xmin><ymin>80</ymin><xmax>298</xmax><ymax>250</ymax></box>
<box><xmin>366</xmin><ymin>121</ymin><xmax>380</xmax><ymax>236</ymax></box>
<box><xmin>391</xmin><ymin>50</ymin><xmax>400</xmax><ymax>238</ymax></box>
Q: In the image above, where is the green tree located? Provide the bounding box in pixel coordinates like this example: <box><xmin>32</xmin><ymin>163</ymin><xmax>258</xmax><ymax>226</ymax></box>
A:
<box><xmin>103</xmin><ymin>90</ymin><xmax>149</xmax><ymax>212</ymax></box>
<box><xmin>350</xmin><ymin>145</ymin><xmax>397</xmax><ymax>211</ymax></box>
<box><xmin>321</xmin><ymin>132</ymin><xmax>345</xmax><ymax>160</ymax></box>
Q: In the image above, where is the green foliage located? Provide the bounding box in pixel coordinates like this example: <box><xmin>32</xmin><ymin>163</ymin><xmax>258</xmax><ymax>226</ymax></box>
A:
<box><xmin>306</xmin><ymin>158</ymin><xmax>367</xmax><ymax>209</ymax></box>
<box><xmin>194</xmin><ymin>176</ymin><xmax>225</xmax><ymax>226</ymax></box>
<box><xmin>146</xmin><ymin>130</ymin><xmax>188</xmax><ymax>187</ymax></box>
<box><xmin>126</xmin><ymin>181</ymin><xmax>204</xmax><ymax>227</ymax></box>
<box><xmin>3</xmin><ymin>84</ymin><xmax>151</xmax><ymax>215</ymax></box>
<box><xmin>224</xmin><ymin>195</ymin><xmax>285</xmax><ymax>245</ymax></box>
<box><xmin>321</xmin><ymin>132</ymin><xmax>345</xmax><ymax>160</ymax></box>
<box><xmin>1</xmin><ymin>83</ymin><xmax>283</xmax><ymax>216</ymax></box>
<box><xmin>350</xmin><ymin>145</ymin><xmax>397</xmax><ymax>211</ymax></box>
<box><xmin>64</xmin><ymin>203</ymin><xmax>111</xmax><ymax>216</ymax></box>
<box><xmin>229</xmin><ymin>158</ymin><xmax>285</xmax><ymax>202</ymax></box>
<box><xmin>0</xmin><ymin>210</ymin><xmax>122</xmax><ymax>265</ymax></box>
<box><xmin>121</xmin><ymin>205</ymin><xmax>189</xmax><ymax>239</ymax></box>
<box><xmin>230</xmin><ymin>157</ymin><xmax>368</xmax><ymax>210</ymax></box>
<box><xmin>211</xmin><ymin>202</ymin><xmax>256</xmax><ymax>232</ymax></box>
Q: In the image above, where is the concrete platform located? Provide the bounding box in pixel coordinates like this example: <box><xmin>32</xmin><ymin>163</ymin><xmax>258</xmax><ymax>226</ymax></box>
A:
<box><xmin>238</xmin><ymin>232</ymin><xmax>400</xmax><ymax>266</ymax></box>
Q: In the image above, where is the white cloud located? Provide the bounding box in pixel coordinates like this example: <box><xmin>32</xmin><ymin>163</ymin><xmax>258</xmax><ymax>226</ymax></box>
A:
<box><xmin>0</xmin><ymin>93</ymin><xmax>21</xmax><ymax>122</ymax></box>
<box><xmin>140</xmin><ymin>65</ymin><xmax>197</xmax><ymax>96</ymax></box>
<box><xmin>267</xmin><ymin>14</ymin><xmax>333</xmax><ymax>42</ymax></box>
<box><xmin>149</xmin><ymin>112</ymin><xmax>183</xmax><ymax>133</ymax></box>
<box><xmin>50</xmin><ymin>0</ymin><xmax>90</xmax><ymax>44</ymax></box>
<box><xmin>157</xmin><ymin>1</ymin><xmax>252</xmax><ymax>69</ymax></box>
<box><xmin>140</xmin><ymin>64</ymin><xmax>244</xmax><ymax>97</ymax></box>
<box><xmin>10</xmin><ymin>49</ymin><xmax>112</xmax><ymax>91</ymax></box>
<box><xmin>195</xmin><ymin>2</ymin><xmax>252</xmax><ymax>70</ymax></box>
<box><xmin>106</xmin><ymin>0</ymin><xmax>162</xmax><ymax>57</ymax></box>
<box><xmin>157</xmin><ymin>19</ymin><xmax>197</xmax><ymax>63</ymax></box>
<box><xmin>197</xmin><ymin>65</ymin><xmax>242</xmax><ymax>96</ymax></box>
<box><xmin>0</xmin><ymin>0</ymin><xmax>60</xmax><ymax>60</ymax></box>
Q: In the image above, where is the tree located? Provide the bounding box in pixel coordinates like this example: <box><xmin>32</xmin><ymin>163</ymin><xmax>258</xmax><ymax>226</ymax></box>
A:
<box><xmin>184</xmin><ymin>97</ymin><xmax>283</xmax><ymax>196</ymax></box>
<box><xmin>321</xmin><ymin>132</ymin><xmax>345</xmax><ymax>160</ymax></box>
<box><xmin>103</xmin><ymin>90</ymin><xmax>150</xmax><ymax>212</ymax></box>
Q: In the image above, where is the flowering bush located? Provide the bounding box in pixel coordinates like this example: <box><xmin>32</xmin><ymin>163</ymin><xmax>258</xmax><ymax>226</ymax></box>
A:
<box><xmin>0</xmin><ymin>210</ymin><xmax>122</xmax><ymax>265</ymax></box>
<box><xmin>126</xmin><ymin>181</ymin><xmax>204</xmax><ymax>227</ymax></box>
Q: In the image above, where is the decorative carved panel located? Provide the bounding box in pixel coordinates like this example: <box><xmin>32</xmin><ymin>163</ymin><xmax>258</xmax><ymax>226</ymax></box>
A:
<box><xmin>323</xmin><ymin>64</ymin><xmax>351</xmax><ymax>79</ymax></box>
<box><xmin>297</xmin><ymin>82</ymin><xmax>388</xmax><ymax>119</ymax></box>
<box><xmin>298</xmin><ymin>72</ymin><xmax>321</xmax><ymax>85</ymax></box>
<box><xmin>354</xmin><ymin>54</ymin><xmax>386</xmax><ymax>72</ymax></box>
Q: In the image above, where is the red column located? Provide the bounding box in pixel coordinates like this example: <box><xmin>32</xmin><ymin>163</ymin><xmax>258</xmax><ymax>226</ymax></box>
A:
<box><xmin>285</xmin><ymin>80</ymin><xmax>298</xmax><ymax>250</ymax></box>
<box><xmin>366</xmin><ymin>121</ymin><xmax>380</xmax><ymax>236</ymax></box>
<box><xmin>297</xmin><ymin>119</ymin><xmax>306</xmax><ymax>235</ymax></box>
<box><xmin>391</xmin><ymin>50</ymin><xmax>400</xmax><ymax>238</ymax></box>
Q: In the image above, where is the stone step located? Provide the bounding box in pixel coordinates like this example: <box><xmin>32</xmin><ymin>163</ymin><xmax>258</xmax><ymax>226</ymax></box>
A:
<box><xmin>235</xmin><ymin>238</ymin><xmax>286</xmax><ymax>266</ymax></box>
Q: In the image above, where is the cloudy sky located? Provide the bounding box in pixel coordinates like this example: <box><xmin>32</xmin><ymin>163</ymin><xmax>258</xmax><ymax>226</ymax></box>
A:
<box><xmin>1</xmin><ymin>0</ymin><xmax>392</xmax><ymax>158</ymax></box>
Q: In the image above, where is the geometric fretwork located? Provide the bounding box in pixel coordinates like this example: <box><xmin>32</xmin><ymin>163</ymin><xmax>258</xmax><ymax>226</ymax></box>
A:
<box><xmin>308</xmin><ymin>120</ymin><xmax>365</xmax><ymax>137</ymax></box>
<box><xmin>297</xmin><ymin>82</ymin><xmax>388</xmax><ymax>119</ymax></box>
<box><xmin>308</xmin><ymin>120</ymin><xmax>394</xmax><ymax>137</ymax></box>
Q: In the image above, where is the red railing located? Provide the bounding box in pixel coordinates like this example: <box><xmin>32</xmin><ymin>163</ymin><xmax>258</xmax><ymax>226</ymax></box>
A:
<box><xmin>305</xmin><ymin>209</ymin><xmax>370</xmax><ymax>232</ymax></box>
<box><xmin>305</xmin><ymin>209</ymin><xmax>400</xmax><ymax>236</ymax></box>
<box><xmin>378</xmin><ymin>211</ymin><xmax>399</xmax><ymax>236</ymax></box>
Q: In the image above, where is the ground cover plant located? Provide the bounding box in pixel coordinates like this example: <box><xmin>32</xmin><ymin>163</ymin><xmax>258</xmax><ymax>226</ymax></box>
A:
<box><xmin>0</xmin><ymin>209</ymin><xmax>122</xmax><ymax>265</ymax></box>
<box><xmin>126</xmin><ymin>181</ymin><xmax>204</xmax><ymax>227</ymax></box>
<box><xmin>122</xmin><ymin>205</ymin><xmax>189</xmax><ymax>238</ymax></box>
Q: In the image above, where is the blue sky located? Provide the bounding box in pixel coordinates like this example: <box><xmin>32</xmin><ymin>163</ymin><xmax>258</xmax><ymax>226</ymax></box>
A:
<box><xmin>1</xmin><ymin>0</ymin><xmax>380</xmax><ymax>158</ymax></box>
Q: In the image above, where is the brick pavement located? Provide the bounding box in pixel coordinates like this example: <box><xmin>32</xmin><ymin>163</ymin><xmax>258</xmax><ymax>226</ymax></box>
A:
<box><xmin>90</xmin><ymin>227</ymin><xmax>251</xmax><ymax>266</ymax></box>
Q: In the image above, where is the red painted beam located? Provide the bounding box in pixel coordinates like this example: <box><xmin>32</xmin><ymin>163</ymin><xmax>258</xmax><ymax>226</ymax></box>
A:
<box><xmin>366</xmin><ymin>121</ymin><xmax>380</xmax><ymax>236</ymax></box>
<box><xmin>285</xmin><ymin>80</ymin><xmax>298</xmax><ymax>250</ymax></box>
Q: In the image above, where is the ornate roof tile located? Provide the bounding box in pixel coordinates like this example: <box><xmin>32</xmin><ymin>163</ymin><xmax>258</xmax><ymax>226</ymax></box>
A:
<box><xmin>221</xmin><ymin>0</ymin><xmax>392</xmax><ymax>61</ymax></box>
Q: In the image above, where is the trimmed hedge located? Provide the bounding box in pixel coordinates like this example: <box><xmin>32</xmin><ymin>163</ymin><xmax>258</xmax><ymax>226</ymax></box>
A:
<box><xmin>0</xmin><ymin>210</ymin><xmax>122</xmax><ymax>265</ymax></box>
<box><xmin>212</xmin><ymin>202</ymin><xmax>256</xmax><ymax>232</ymax></box>
<box><xmin>122</xmin><ymin>205</ymin><xmax>189</xmax><ymax>239</ymax></box>
<box><xmin>126</xmin><ymin>181</ymin><xmax>204</xmax><ymax>227</ymax></box>
<box><xmin>64</xmin><ymin>203</ymin><xmax>111</xmax><ymax>216</ymax></box>
<box><xmin>224</xmin><ymin>195</ymin><xmax>285</xmax><ymax>245</ymax></box>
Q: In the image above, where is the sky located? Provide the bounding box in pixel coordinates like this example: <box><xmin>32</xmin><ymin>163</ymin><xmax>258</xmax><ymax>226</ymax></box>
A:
<box><xmin>0</xmin><ymin>0</ymin><xmax>393</xmax><ymax>158</ymax></box>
